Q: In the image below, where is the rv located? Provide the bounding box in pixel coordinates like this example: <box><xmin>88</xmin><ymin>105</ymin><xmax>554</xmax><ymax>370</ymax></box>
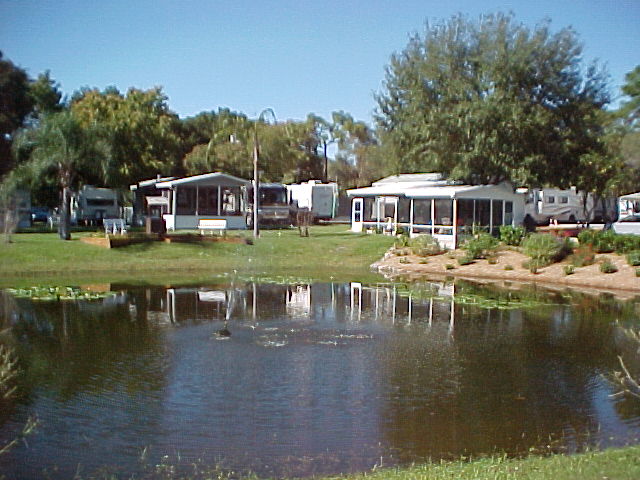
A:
<box><xmin>287</xmin><ymin>180</ymin><xmax>338</xmax><ymax>221</ymax></box>
<box><xmin>522</xmin><ymin>188</ymin><xmax>617</xmax><ymax>225</ymax></box>
<box><xmin>244</xmin><ymin>183</ymin><xmax>293</xmax><ymax>227</ymax></box>
<box><xmin>71</xmin><ymin>186</ymin><xmax>119</xmax><ymax>225</ymax></box>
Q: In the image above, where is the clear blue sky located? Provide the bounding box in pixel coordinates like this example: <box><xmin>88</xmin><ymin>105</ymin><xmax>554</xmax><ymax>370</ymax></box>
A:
<box><xmin>1</xmin><ymin>0</ymin><xmax>638</xmax><ymax>124</ymax></box>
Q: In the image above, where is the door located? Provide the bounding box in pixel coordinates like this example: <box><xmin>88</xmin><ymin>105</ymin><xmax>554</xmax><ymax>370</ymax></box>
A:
<box><xmin>352</xmin><ymin>197</ymin><xmax>363</xmax><ymax>232</ymax></box>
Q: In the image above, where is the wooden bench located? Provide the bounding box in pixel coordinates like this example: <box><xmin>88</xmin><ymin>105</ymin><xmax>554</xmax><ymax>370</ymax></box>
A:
<box><xmin>198</xmin><ymin>218</ymin><xmax>227</xmax><ymax>235</ymax></box>
<box><xmin>103</xmin><ymin>218</ymin><xmax>127</xmax><ymax>235</ymax></box>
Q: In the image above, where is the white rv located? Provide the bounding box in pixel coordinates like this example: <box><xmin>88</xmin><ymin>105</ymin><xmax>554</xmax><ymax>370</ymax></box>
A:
<box><xmin>522</xmin><ymin>188</ymin><xmax>617</xmax><ymax>225</ymax></box>
<box><xmin>71</xmin><ymin>186</ymin><xmax>119</xmax><ymax>225</ymax></box>
<box><xmin>286</xmin><ymin>180</ymin><xmax>338</xmax><ymax>221</ymax></box>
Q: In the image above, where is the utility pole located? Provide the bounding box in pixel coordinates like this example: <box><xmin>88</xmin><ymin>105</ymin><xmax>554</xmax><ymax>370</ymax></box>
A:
<box><xmin>252</xmin><ymin>108</ymin><xmax>277</xmax><ymax>238</ymax></box>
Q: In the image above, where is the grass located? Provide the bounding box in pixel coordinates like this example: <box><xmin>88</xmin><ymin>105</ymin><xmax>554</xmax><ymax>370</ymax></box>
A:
<box><xmin>330</xmin><ymin>445</ymin><xmax>640</xmax><ymax>480</ymax></box>
<box><xmin>0</xmin><ymin>225</ymin><xmax>396</xmax><ymax>287</ymax></box>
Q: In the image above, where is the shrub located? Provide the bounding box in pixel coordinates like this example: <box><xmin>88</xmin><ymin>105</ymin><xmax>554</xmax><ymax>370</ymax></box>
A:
<box><xmin>522</xmin><ymin>233</ymin><xmax>566</xmax><ymax>267</ymax></box>
<box><xmin>399</xmin><ymin>257</ymin><xmax>410</xmax><ymax>264</ymax></box>
<box><xmin>570</xmin><ymin>245</ymin><xmax>596</xmax><ymax>267</ymax></box>
<box><xmin>444</xmin><ymin>263</ymin><xmax>455</xmax><ymax>270</ymax></box>
<box><xmin>457</xmin><ymin>255</ymin><xmax>475</xmax><ymax>266</ymax></box>
<box><xmin>578</xmin><ymin>229</ymin><xmax>616</xmax><ymax>253</ymax></box>
<box><xmin>599</xmin><ymin>258</ymin><xmax>618</xmax><ymax>274</ymax></box>
<box><xmin>487</xmin><ymin>256</ymin><xmax>498</xmax><ymax>265</ymax></box>
<box><xmin>615</xmin><ymin>235</ymin><xmax>640</xmax><ymax>254</ymax></box>
<box><xmin>499</xmin><ymin>225</ymin><xmax>526</xmax><ymax>246</ymax></box>
<box><xmin>563</xmin><ymin>265</ymin><xmax>575</xmax><ymax>275</ymax></box>
<box><xmin>409</xmin><ymin>235</ymin><xmax>443</xmax><ymax>257</ymax></box>
<box><xmin>464</xmin><ymin>233</ymin><xmax>499</xmax><ymax>259</ymax></box>
<box><xmin>626</xmin><ymin>251</ymin><xmax>640</xmax><ymax>267</ymax></box>
<box><xmin>504</xmin><ymin>264</ymin><xmax>514</xmax><ymax>271</ymax></box>
<box><xmin>636</xmin><ymin>268</ymin><xmax>640</xmax><ymax>277</ymax></box>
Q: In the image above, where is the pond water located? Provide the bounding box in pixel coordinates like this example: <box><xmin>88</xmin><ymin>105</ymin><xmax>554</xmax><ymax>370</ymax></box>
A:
<box><xmin>1</xmin><ymin>280</ymin><xmax>639</xmax><ymax>479</ymax></box>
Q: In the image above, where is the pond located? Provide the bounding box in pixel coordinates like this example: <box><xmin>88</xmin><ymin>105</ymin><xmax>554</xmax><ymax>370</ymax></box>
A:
<box><xmin>0</xmin><ymin>280</ymin><xmax>639</xmax><ymax>479</ymax></box>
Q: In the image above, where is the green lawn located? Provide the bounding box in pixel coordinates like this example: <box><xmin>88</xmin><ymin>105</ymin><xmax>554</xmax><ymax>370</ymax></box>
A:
<box><xmin>0</xmin><ymin>225</ymin><xmax>396</xmax><ymax>286</ymax></box>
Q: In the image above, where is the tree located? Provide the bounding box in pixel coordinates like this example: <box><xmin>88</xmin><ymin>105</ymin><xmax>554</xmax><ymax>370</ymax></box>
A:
<box><xmin>0</xmin><ymin>52</ymin><xmax>33</xmax><ymax>177</ymax></box>
<box><xmin>71</xmin><ymin>87</ymin><xmax>183</xmax><ymax>188</ymax></box>
<box><xmin>28</xmin><ymin>71</ymin><xmax>64</xmax><ymax>118</ymax></box>
<box><xmin>376</xmin><ymin>13</ymin><xmax>611</xmax><ymax>187</ymax></box>
<box><xmin>619</xmin><ymin>65</ymin><xmax>640</xmax><ymax>128</ymax></box>
<box><xmin>616</xmin><ymin>65</ymin><xmax>640</xmax><ymax>192</ymax></box>
<box><xmin>12</xmin><ymin>111</ymin><xmax>107</xmax><ymax>239</ymax></box>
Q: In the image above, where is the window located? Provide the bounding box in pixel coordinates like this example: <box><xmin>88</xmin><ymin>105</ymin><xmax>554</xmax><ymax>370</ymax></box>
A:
<box><xmin>546</xmin><ymin>196</ymin><xmax>555</xmax><ymax>204</ymax></box>
<box><xmin>559</xmin><ymin>196</ymin><xmax>569</xmax><ymax>204</ymax></box>
<box><xmin>434</xmin><ymin>199</ymin><xmax>453</xmax><ymax>225</ymax></box>
<box><xmin>198</xmin><ymin>186</ymin><xmax>219</xmax><ymax>215</ymax></box>
<box><xmin>86</xmin><ymin>199</ymin><xmax>115</xmax><ymax>206</ymax></box>
<box><xmin>176</xmin><ymin>187</ymin><xmax>196</xmax><ymax>215</ymax></box>
<box><xmin>504</xmin><ymin>201</ymin><xmax>513</xmax><ymax>225</ymax></box>
<box><xmin>398</xmin><ymin>197</ymin><xmax>411</xmax><ymax>223</ymax></box>
<box><xmin>413</xmin><ymin>199</ymin><xmax>432</xmax><ymax>225</ymax></box>
<box><xmin>363</xmin><ymin>197</ymin><xmax>375</xmax><ymax>221</ymax></box>
<box><xmin>221</xmin><ymin>187</ymin><xmax>241</xmax><ymax>215</ymax></box>
<box><xmin>457</xmin><ymin>199</ymin><xmax>475</xmax><ymax>227</ymax></box>
<box><xmin>476</xmin><ymin>199</ymin><xmax>491</xmax><ymax>226</ymax></box>
<box><xmin>492</xmin><ymin>200</ymin><xmax>503</xmax><ymax>234</ymax></box>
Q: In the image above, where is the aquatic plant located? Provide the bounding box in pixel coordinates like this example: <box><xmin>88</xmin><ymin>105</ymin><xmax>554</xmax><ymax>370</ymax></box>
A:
<box><xmin>6</xmin><ymin>286</ymin><xmax>117</xmax><ymax>301</ymax></box>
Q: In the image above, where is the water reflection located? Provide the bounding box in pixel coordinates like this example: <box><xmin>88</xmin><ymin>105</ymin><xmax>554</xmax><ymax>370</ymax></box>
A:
<box><xmin>0</xmin><ymin>281</ymin><xmax>639</xmax><ymax>479</ymax></box>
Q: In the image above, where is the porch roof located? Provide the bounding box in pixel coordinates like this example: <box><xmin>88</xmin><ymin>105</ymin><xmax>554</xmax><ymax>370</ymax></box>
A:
<box><xmin>156</xmin><ymin>172</ymin><xmax>250</xmax><ymax>188</ymax></box>
<box><xmin>348</xmin><ymin>182</ymin><xmax>521</xmax><ymax>200</ymax></box>
<box><xmin>620</xmin><ymin>192</ymin><xmax>640</xmax><ymax>201</ymax></box>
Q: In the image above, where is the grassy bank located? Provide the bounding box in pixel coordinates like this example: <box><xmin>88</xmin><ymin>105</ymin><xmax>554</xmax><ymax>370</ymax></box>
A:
<box><xmin>0</xmin><ymin>225</ymin><xmax>396</xmax><ymax>287</ymax></box>
<box><xmin>331</xmin><ymin>445</ymin><xmax>640</xmax><ymax>480</ymax></box>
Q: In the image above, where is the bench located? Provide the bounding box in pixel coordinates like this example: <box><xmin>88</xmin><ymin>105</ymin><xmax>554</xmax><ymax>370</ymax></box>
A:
<box><xmin>198</xmin><ymin>218</ymin><xmax>227</xmax><ymax>235</ymax></box>
<box><xmin>103</xmin><ymin>218</ymin><xmax>127</xmax><ymax>235</ymax></box>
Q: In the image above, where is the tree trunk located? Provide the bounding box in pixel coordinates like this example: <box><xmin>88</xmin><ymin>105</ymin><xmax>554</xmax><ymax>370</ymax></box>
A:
<box><xmin>58</xmin><ymin>186</ymin><xmax>71</xmax><ymax>240</ymax></box>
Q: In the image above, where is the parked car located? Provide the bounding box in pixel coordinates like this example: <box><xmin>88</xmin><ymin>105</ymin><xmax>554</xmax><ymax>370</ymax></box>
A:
<box><xmin>31</xmin><ymin>206</ymin><xmax>50</xmax><ymax>223</ymax></box>
<box><xmin>612</xmin><ymin>213</ymin><xmax>640</xmax><ymax>235</ymax></box>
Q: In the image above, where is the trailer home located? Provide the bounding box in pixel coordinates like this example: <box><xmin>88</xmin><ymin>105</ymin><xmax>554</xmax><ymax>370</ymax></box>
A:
<box><xmin>522</xmin><ymin>188</ymin><xmax>618</xmax><ymax>225</ymax></box>
<box><xmin>71</xmin><ymin>186</ymin><xmax>119</xmax><ymax>225</ymax></box>
<box><xmin>287</xmin><ymin>180</ymin><xmax>338</xmax><ymax>221</ymax></box>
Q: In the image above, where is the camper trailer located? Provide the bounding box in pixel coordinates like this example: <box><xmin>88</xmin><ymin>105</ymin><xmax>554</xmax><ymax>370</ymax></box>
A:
<box><xmin>71</xmin><ymin>186</ymin><xmax>119</xmax><ymax>225</ymax></box>
<box><xmin>287</xmin><ymin>180</ymin><xmax>338</xmax><ymax>221</ymax></box>
<box><xmin>522</xmin><ymin>188</ymin><xmax>617</xmax><ymax>225</ymax></box>
<box><xmin>244</xmin><ymin>183</ymin><xmax>293</xmax><ymax>227</ymax></box>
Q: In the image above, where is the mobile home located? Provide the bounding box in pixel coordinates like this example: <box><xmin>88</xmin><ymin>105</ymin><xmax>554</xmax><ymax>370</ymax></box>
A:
<box><xmin>244</xmin><ymin>183</ymin><xmax>293</xmax><ymax>227</ymax></box>
<box><xmin>347</xmin><ymin>174</ymin><xmax>525</xmax><ymax>249</ymax></box>
<box><xmin>522</xmin><ymin>188</ymin><xmax>618</xmax><ymax>225</ymax></box>
<box><xmin>71</xmin><ymin>186</ymin><xmax>119</xmax><ymax>225</ymax></box>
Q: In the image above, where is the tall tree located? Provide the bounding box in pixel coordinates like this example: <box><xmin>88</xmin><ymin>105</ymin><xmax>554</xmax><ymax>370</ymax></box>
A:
<box><xmin>71</xmin><ymin>87</ymin><xmax>182</xmax><ymax>188</ymax></box>
<box><xmin>376</xmin><ymin>13</ymin><xmax>610</xmax><ymax>187</ymax></box>
<box><xmin>12</xmin><ymin>111</ymin><xmax>108</xmax><ymax>239</ymax></box>
<box><xmin>28</xmin><ymin>71</ymin><xmax>64</xmax><ymax>118</ymax></box>
<box><xmin>616</xmin><ymin>65</ymin><xmax>640</xmax><ymax>192</ymax></box>
<box><xmin>0</xmin><ymin>52</ymin><xmax>33</xmax><ymax>176</ymax></box>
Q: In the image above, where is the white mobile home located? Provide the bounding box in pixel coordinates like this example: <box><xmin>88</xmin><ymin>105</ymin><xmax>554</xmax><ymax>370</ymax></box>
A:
<box><xmin>522</xmin><ymin>187</ymin><xmax>618</xmax><ymax>225</ymax></box>
<box><xmin>347</xmin><ymin>174</ymin><xmax>525</xmax><ymax>249</ymax></box>
<box><xmin>156</xmin><ymin>172</ymin><xmax>250</xmax><ymax>231</ymax></box>
<box><xmin>71</xmin><ymin>186</ymin><xmax>119</xmax><ymax>225</ymax></box>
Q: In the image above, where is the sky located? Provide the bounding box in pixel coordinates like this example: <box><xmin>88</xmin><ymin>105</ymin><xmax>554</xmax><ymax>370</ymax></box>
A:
<box><xmin>1</xmin><ymin>0</ymin><xmax>639</xmax><ymax>125</ymax></box>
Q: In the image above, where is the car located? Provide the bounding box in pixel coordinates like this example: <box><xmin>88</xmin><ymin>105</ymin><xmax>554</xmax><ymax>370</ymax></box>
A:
<box><xmin>31</xmin><ymin>206</ymin><xmax>50</xmax><ymax>223</ymax></box>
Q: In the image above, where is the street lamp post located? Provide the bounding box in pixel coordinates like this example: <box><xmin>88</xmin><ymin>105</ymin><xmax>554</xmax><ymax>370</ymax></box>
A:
<box><xmin>252</xmin><ymin>108</ymin><xmax>276</xmax><ymax>238</ymax></box>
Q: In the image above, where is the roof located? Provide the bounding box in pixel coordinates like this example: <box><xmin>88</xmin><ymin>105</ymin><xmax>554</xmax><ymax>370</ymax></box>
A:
<box><xmin>130</xmin><ymin>177</ymin><xmax>175</xmax><ymax>190</ymax></box>
<box><xmin>373</xmin><ymin>173</ymin><xmax>445</xmax><ymax>185</ymax></box>
<box><xmin>156</xmin><ymin>172</ymin><xmax>250</xmax><ymax>188</ymax></box>
<box><xmin>347</xmin><ymin>179</ymin><xmax>521</xmax><ymax>199</ymax></box>
<box><xmin>620</xmin><ymin>192</ymin><xmax>640</xmax><ymax>201</ymax></box>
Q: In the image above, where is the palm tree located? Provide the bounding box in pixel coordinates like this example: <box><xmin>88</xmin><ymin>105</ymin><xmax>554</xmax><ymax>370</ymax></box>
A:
<box><xmin>13</xmin><ymin>111</ymin><xmax>107</xmax><ymax>239</ymax></box>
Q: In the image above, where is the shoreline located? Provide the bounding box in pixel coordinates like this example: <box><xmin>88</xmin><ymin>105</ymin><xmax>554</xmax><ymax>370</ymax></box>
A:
<box><xmin>372</xmin><ymin>247</ymin><xmax>640</xmax><ymax>300</ymax></box>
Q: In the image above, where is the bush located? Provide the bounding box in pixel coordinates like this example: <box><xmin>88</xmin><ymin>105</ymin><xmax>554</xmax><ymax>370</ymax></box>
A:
<box><xmin>444</xmin><ymin>263</ymin><xmax>455</xmax><ymax>270</ymax></box>
<box><xmin>499</xmin><ymin>225</ymin><xmax>526</xmax><ymax>246</ymax></box>
<box><xmin>578</xmin><ymin>229</ymin><xmax>616</xmax><ymax>253</ymax></box>
<box><xmin>504</xmin><ymin>264</ymin><xmax>514</xmax><ymax>271</ymax></box>
<box><xmin>457</xmin><ymin>255</ymin><xmax>475</xmax><ymax>266</ymax></box>
<box><xmin>626</xmin><ymin>251</ymin><xmax>640</xmax><ymax>267</ymax></box>
<box><xmin>563</xmin><ymin>265</ymin><xmax>576</xmax><ymax>275</ymax></box>
<box><xmin>599</xmin><ymin>258</ymin><xmax>618</xmax><ymax>274</ymax></box>
<box><xmin>464</xmin><ymin>233</ymin><xmax>499</xmax><ymax>259</ymax></box>
<box><xmin>615</xmin><ymin>234</ymin><xmax>640</xmax><ymax>253</ymax></box>
<box><xmin>409</xmin><ymin>235</ymin><xmax>443</xmax><ymax>257</ymax></box>
<box><xmin>522</xmin><ymin>233</ymin><xmax>567</xmax><ymax>267</ymax></box>
<box><xmin>570</xmin><ymin>245</ymin><xmax>596</xmax><ymax>267</ymax></box>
